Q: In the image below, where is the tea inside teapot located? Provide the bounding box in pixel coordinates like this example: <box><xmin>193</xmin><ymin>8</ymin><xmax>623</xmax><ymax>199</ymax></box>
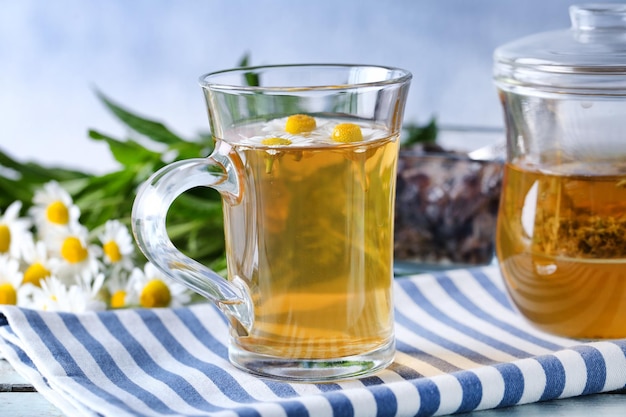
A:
<box><xmin>494</xmin><ymin>4</ymin><xmax>626</xmax><ymax>339</ymax></box>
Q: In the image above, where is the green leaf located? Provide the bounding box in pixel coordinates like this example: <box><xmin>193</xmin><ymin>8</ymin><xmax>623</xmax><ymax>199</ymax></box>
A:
<box><xmin>72</xmin><ymin>169</ymin><xmax>139</xmax><ymax>227</ymax></box>
<box><xmin>402</xmin><ymin>117</ymin><xmax>438</xmax><ymax>147</ymax></box>
<box><xmin>238</xmin><ymin>54</ymin><xmax>251</xmax><ymax>67</ymax></box>
<box><xmin>0</xmin><ymin>148</ymin><xmax>91</xmax><ymax>213</ymax></box>
<box><xmin>0</xmin><ymin>176</ymin><xmax>33</xmax><ymax>205</ymax></box>
<box><xmin>95</xmin><ymin>90</ymin><xmax>185</xmax><ymax>145</ymax></box>
<box><xmin>0</xmin><ymin>149</ymin><xmax>87</xmax><ymax>183</ymax></box>
<box><xmin>237</xmin><ymin>53</ymin><xmax>260</xmax><ymax>87</ymax></box>
<box><xmin>168</xmin><ymin>139</ymin><xmax>213</xmax><ymax>160</ymax></box>
<box><xmin>89</xmin><ymin>129</ymin><xmax>163</xmax><ymax>166</ymax></box>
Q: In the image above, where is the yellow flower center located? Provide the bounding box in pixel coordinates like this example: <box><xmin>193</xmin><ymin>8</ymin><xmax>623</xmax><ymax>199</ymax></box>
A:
<box><xmin>0</xmin><ymin>283</ymin><xmax>17</xmax><ymax>305</ymax></box>
<box><xmin>103</xmin><ymin>241</ymin><xmax>122</xmax><ymax>263</ymax></box>
<box><xmin>140</xmin><ymin>279</ymin><xmax>171</xmax><ymax>308</ymax></box>
<box><xmin>285</xmin><ymin>114</ymin><xmax>316</xmax><ymax>134</ymax></box>
<box><xmin>331</xmin><ymin>123</ymin><xmax>363</xmax><ymax>143</ymax></box>
<box><xmin>61</xmin><ymin>237</ymin><xmax>88</xmax><ymax>263</ymax></box>
<box><xmin>0</xmin><ymin>224</ymin><xmax>10</xmax><ymax>253</ymax></box>
<box><xmin>46</xmin><ymin>201</ymin><xmax>70</xmax><ymax>225</ymax></box>
<box><xmin>110</xmin><ymin>290</ymin><xmax>127</xmax><ymax>309</ymax></box>
<box><xmin>261</xmin><ymin>137</ymin><xmax>292</xmax><ymax>146</ymax></box>
<box><xmin>23</xmin><ymin>262</ymin><xmax>51</xmax><ymax>287</ymax></box>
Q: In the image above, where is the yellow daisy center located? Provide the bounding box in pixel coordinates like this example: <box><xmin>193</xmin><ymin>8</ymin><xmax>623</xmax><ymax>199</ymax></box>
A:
<box><xmin>261</xmin><ymin>137</ymin><xmax>292</xmax><ymax>146</ymax></box>
<box><xmin>61</xmin><ymin>237</ymin><xmax>88</xmax><ymax>263</ymax></box>
<box><xmin>285</xmin><ymin>114</ymin><xmax>316</xmax><ymax>134</ymax></box>
<box><xmin>23</xmin><ymin>262</ymin><xmax>51</xmax><ymax>287</ymax></box>
<box><xmin>46</xmin><ymin>201</ymin><xmax>70</xmax><ymax>225</ymax></box>
<box><xmin>331</xmin><ymin>123</ymin><xmax>363</xmax><ymax>143</ymax></box>
<box><xmin>0</xmin><ymin>224</ymin><xmax>10</xmax><ymax>253</ymax></box>
<box><xmin>103</xmin><ymin>241</ymin><xmax>122</xmax><ymax>263</ymax></box>
<box><xmin>0</xmin><ymin>283</ymin><xmax>17</xmax><ymax>305</ymax></box>
<box><xmin>110</xmin><ymin>290</ymin><xmax>127</xmax><ymax>309</ymax></box>
<box><xmin>140</xmin><ymin>279</ymin><xmax>171</xmax><ymax>308</ymax></box>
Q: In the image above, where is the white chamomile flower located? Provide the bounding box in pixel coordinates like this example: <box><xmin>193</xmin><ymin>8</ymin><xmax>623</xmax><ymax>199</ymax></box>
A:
<box><xmin>0</xmin><ymin>201</ymin><xmax>32</xmax><ymax>259</ymax></box>
<box><xmin>129</xmin><ymin>262</ymin><xmax>191</xmax><ymax>308</ymax></box>
<box><xmin>19</xmin><ymin>276</ymin><xmax>66</xmax><ymax>311</ymax></box>
<box><xmin>71</xmin><ymin>271</ymin><xmax>107</xmax><ymax>312</ymax></box>
<box><xmin>239</xmin><ymin>114</ymin><xmax>329</xmax><ymax>148</ymax></box>
<box><xmin>254</xmin><ymin>115</ymin><xmax>386</xmax><ymax>146</ymax></box>
<box><xmin>22</xmin><ymin>273</ymin><xmax>106</xmax><ymax>313</ymax></box>
<box><xmin>99</xmin><ymin>220</ymin><xmax>135</xmax><ymax>270</ymax></box>
<box><xmin>29</xmin><ymin>181</ymin><xmax>81</xmax><ymax>237</ymax></box>
<box><xmin>241</xmin><ymin>133</ymin><xmax>314</xmax><ymax>149</ymax></box>
<box><xmin>63</xmin><ymin>284</ymin><xmax>107</xmax><ymax>312</ymax></box>
<box><xmin>316</xmin><ymin>121</ymin><xmax>388</xmax><ymax>144</ymax></box>
<box><xmin>20</xmin><ymin>235</ymin><xmax>57</xmax><ymax>287</ymax></box>
<box><xmin>106</xmin><ymin>268</ymin><xmax>133</xmax><ymax>309</ymax></box>
<box><xmin>45</xmin><ymin>224</ymin><xmax>101</xmax><ymax>282</ymax></box>
<box><xmin>0</xmin><ymin>254</ymin><xmax>24</xmax><ymax>305</ymax></box>
<box><xmin>262</xmin><ymin>114</ymin><xmax>328</xmax><ymax>137</ymax></box>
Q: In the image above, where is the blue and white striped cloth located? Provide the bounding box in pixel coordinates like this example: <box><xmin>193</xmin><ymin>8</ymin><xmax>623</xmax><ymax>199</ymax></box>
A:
<box><xmin>1</xmin><ymin>266</ymin><xmax>625</xmax><ymax>417</ymax></box>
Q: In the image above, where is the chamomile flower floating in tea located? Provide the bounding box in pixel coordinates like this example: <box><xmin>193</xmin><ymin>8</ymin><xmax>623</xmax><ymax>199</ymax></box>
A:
<box><xmin>261</xmin><ymin>114</ymin><xmax>326</xmax><ymax>137</ymax></box>
<box><xmin>0</xmin><ymin>254</ymin><xmax>23</xmax><ymax>305</ymax></box>
<box><xmin>129</xmin><ymin>262</ymin><xmax>191</xmax><ymax>308</ymax></box>
<box><xmin>261</xmin><ymin>137</ymin><xmax>293</xmax><ymax>146</ymax></box>
<box><xmin>29</xmin><ymin>180</ymin><xmax>80</xmax><ymax>237</ymax></box>
<box><xmin>0</xmin><ymin>201</ymin><xmax>32</xmax><ymax>258</ymax></box>
<box><xmin>242</xmin><ymin>133</ymin><xmax>313</xmax><ymax>148</ymax></box>
<box><xmin>319</xmin><ymin>122</ymin><xmax>386</xmax><ymax>146</ymax></box>
<box><xmin>20</xmin><ymin>235</ymin><xmax>55</xmax><ymax>287</ymax></box>
<box><xmin>99</xmin><ymin>220</ymin><xmax>134</xmax><ymax>271</ymax></box>
<box><xmin>241</xmin><ymin>115</ymin><xmax>389</xmax><ymax>174</ymax></box>
<box><xmin>284</xmin><ymin>114</ymin><xmax>317</xmax><ymax>134</ymax></box>
<box><xmin>258</xmin><ymin>115</ymin><xmax>385</xmax><ymax>145</ymax></box>
<box><xmin>241</xmin><ymin>134</ymin><xmax>310</xmax><ymax>174</ymax></box>
<box><xmin>330</xmin><ymin>123</ymin><xmax>363</xmax><ymax>143</ymax></box>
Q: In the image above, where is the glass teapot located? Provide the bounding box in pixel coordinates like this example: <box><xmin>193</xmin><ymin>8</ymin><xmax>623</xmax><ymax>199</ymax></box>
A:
<box><xmin>494</xmin><ymin>4</ymin><xmax>626</xmax><ymax>339</ymax></box>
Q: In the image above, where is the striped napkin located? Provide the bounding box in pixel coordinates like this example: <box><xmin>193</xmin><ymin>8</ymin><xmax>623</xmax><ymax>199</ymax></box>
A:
<box><xmin>1</xmin><ymin>266</ymin><xmax>626</xmax><ymax>417</ymax></box>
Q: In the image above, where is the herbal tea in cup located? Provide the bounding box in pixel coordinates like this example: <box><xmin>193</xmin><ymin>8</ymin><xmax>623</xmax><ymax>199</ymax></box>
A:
<box><xmin>131</xmin><ymin>64</ymin><xmax>411</xmax><ymax>381</ymax></box>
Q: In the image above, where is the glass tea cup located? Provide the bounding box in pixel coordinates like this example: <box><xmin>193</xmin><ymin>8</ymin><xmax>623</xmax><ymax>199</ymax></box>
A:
<box><xmin>131</xmin><ymin>64</ymin><xmax>412</xmax><ymax>381</ymax></box>
<box><xmin>494</xmin><ymin>4</ymin><xmax>626</xmax><ymax>339</ymax></box>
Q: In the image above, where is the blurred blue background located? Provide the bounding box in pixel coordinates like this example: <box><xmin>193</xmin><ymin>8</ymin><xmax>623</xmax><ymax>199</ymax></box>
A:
<box><xmin>1</xmin><ymin>0</ymin><xmax>618</xmax><ymax>173</ymax></box>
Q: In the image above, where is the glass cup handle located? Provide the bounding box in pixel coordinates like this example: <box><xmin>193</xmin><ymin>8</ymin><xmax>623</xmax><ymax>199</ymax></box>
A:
<box><xmin>131</xmin><ymin>144</ymin><xmax>253</xmax><ymax>331</ymax></box>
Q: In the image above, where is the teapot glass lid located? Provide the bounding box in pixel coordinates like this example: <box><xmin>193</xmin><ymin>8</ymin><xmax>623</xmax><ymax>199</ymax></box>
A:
<box><xmin>494</xmin><ymin>3</ymin><xmax>626</xmax><ymax>95</ymax></box>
